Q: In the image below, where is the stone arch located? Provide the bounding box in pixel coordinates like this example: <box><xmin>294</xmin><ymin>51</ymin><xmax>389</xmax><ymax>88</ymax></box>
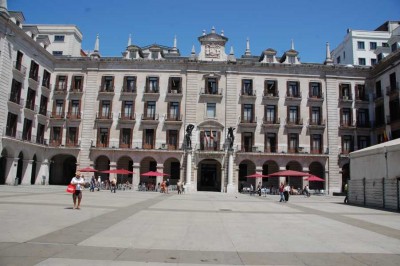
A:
<box><xmin>285</xmin><ymin>160</ymin><xmax>303</xmax><ymax>190</ymax></box>
<box><xmin>0</xmin><ymin>148</ymin><xmax>8</xmax><ymax>184</ymax></box>
<box><xmin>197</xmin><ymin>159</ymin><xmax>222</xmax><ymax>192</ymax></box>
<box><xmin>49</xmin><ymin>154</ymin><xmax>77</xmax><ymax>185</ymax></box>
<box><xmin>238</xmin><ymin>159</ymin><xmax>256</xmax><ymax>191</ymax></box>
<box><xmin>95</xmin><ymin>155</ymin><xmax>111</xmax><ymax>181</ymax></box>
<box><xmin>262</xmin><ymin>160</ymin><xmax>280</xmax><ymax>189</ymax></box>
<box><xmin>140</xmin><ymin>156</ymin><xmax>157</xmax><ymax>184</ymax></box>
<box><xmin>16</xmin><ymin>151</ymin><xmax>23</xmax><ymax>184</ymax></box>
<box><xmin>30</xmin><ymin>154</ymin><xmax>38</xmax><ymax>185</ymax></box>
<box><xmin>164</xmin><ymin>157</ymin><xmax>181</xmax><ymax>185</ymax></box>
<box><xmin>117</xmin><ymin>156</ymin><xmax>133</xmax><ymax>183</ymax></box>
<box><xmin>309</xmin><ymin>161</ymin><xmax>325</xmax><ymax>190</ymax></box>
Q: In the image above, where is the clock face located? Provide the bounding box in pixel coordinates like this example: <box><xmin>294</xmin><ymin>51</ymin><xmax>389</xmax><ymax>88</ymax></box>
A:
<box><xmin>205</xmin><ymin>44</ymin><xmax>221</xmax><ymax>58</ymax></box>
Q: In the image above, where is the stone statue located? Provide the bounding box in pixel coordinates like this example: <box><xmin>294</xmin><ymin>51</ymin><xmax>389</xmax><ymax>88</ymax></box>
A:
<box><xmin>185</xmin><ymin>124</ymin><xmax>195</xmax><ymax>149</ymax></box>
<box><xmin>227</xmin><ymin>127</ymin><xmax>235</xmax><ymax>150</ymax></box>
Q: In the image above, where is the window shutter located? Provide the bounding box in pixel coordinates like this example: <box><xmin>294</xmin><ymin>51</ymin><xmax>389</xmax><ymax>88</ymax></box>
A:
<box><xmin>178</xmin><ymin>77</ymin><xmax>182</xmax><ymax>91</ymax></box>
<box><xmin>200</xmin><ymin>131</ymin><xmax>205</xmax><ymax>149</ymax></box>
<box><xmin>152</xmin><ymin>129</ymin><xmax>156</xmax><ymax>146</ymax></box>
<box><xmin>340</xmin><ymin>108</ymin><xmax>343</xmax><ymax>124</ymax></box>
<box><xmin>217</xmin><ymin>131</ymin><xmax>221</xmax><ymax>147</ymax></box>
<box><xmin>166</xmin><ymin>130</ymin><xmax>170</xmax><ymax>145</ymax></box>
<box><xmin>146</xmin><ymin>77</ymin><xmax>149</xmax><ymax>92</ymax></box>
<box><xmin>71</xmin><ymin>76</ymin><xmax>75</xmax><ymax>90</ymax></box>
<box><xmin>80</xmin><ymin>76</ymin><xmax>84</xmax><ymax>91</ymax></box>
<box><xmin>64</xmin><ymin>76</ymin><xmax>68</xmax><ymax>90</ymax></box>
<box><xmin>309</xmin><ymin>82</ymin><xmax>312</xmax><ymax>97</ymax></box>
<box><xmin>251</xmin><ymin>104</ymin><xmax>255</xmax><ymax>122</ymax></box>
<box><xmin>55</xmin><ymin>76</ymin><xmax>60</xmax><ymax>89</ymax></box>
<box><xmin>144</xmin><ymin>102</ymin><xmax>148</xmax><ymax>117</ymax></box>
<box><xmin>168</xmin><ymin>77</ymin><xmax>172</xmax><ymax>92</ymax></box>
<box><xmin>123</xmin><ymin>76</ymin><xmax>127</xmax><ymax>91</ymax></box>
<box><xmin>241</xmin><ymin>79</ymin><xmax>245</xmax><ymax>94</ymax></box>
<box><xmin>339</xmin><ymin>84</ymin><xmax>342</xmax><ymax>97</ymax></box>
<box><xmin>111</xmin><ymin>76</ymin><xmax>115</xmax><ymax>91</ymax></box>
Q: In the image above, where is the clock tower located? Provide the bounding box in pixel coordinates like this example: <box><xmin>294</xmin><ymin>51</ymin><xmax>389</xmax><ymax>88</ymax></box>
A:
<box><xmin>198</xmin><ymin>27</ymin><xmax>228</xmax><ymax>62</ymax></box>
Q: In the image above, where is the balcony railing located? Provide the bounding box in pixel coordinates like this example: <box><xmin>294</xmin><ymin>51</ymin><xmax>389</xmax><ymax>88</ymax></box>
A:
<box><xmin>54</xmin><ymin>84</ymin><xmax>68</xmax><ymax>93</ymax></box>
<box><xmin>339</xmin><ymin>120</ymin><xmax>356</xmax><ymax>128</ymax></box>
<box><xmin>308</xmin><ymin>92</ymin><xmax>324</xmax><ymax>99</ymax></box>
<box><xmin>167</xmin><ymin>88</ymin><xmax>182</xmax><ymax>94</ymax></box>
<box><xmin>8</xmin><ymin>93</ymin><xmax>24</xmax><ymax>106</ymax></box>
<box><xmin>339</xmin><ymin>95</ymin><xmax>353</xmax><ymax>101</ymax></box>
<box><xmin>69</xmin><ymin>87</ymin><xmax>83</xmax><ymax>93</ymax></box>
<box><xmin>197</xmin><ymin>143</ymin><xmax>224</xmax><ymax>151</ymax></box>
<box><xmin>165</xmin><ymin>113</ymin><xmax>182</xmax><ymax>121</ymax></box>
<box><xmin>144</xmin><ymin>86</ymin><xmax>159</xmax><ymax>93</ymax></box>
<box><xmin>141</xmin><ymin>113</ymin><xmax>159</xmax><ymax>120</ymax></box>
<box><xmin>240</xmin><ymin>89</ymin><xmax>256</xmax><ymax>97</ymax></box>
<box><xmin>49</xmin><ymin>139</ymin><xmax>62</xmax><ymax>147</ymax></box>
<box><xmin>51</xmin><ymin>111</ymin><xmax>65</xmax><ymax>119</ymax></box>
<box><xmin>263</xmin><ymin>117</ymin><xmax>280</xmax><ymax>125</ymax></box>
<box><xmin>13</xmin><ymin>61</ymin><xmax>27</xmax><ymax>76</ymax></box>
<box><xmin>308</xmin><ymin>119</ymin><xmax>326</xmax><ymax>127</ymax></box>
<box><xmin>285</xmin><ymin>118</ymin><xmax>303</xmax><ymax>126</ymax></box>
<box><xmin>121</xmin><ymin>86</ymin><xmax>137</xmax><ymax>93</ymax></box>
<box><xmin>235</xmin><ymin>144</ymin><xmax>325</xmax><ymax>154</ymax></box>
<box><xmin>65</xmin><ymin>140</ymin><xmax>80</xmax><ymax>147</ymax></box>
<box><xmin>286</xmin><ymin>91</ymin><xmax>302</xmax><ymax>98</ymax></box>
<box><xmin>119</xmin><ymin>112</ymin><xmax>136</xmax><ymax>120</ymax></box>
<box><xmin>99</xmin><ymin>85</ymin><xmax>115</xmax><ymax>93</ymax></box>
<box><xmin>200</xmin><ymin>87</ymin><xmax>222</xmax><ymax>95</ymax></box>
<box><xmin>356</xmin><ymin>120</ymin><xmax>371</xmax><ymax>128</ymax></box>
<box><xmin>263</xmin><ymin>91</ymin><xmax>279</xmax><ymax>98</ymax></box>
<box><xmin>239</xmin><ymin>116</ymin><xmax>257</xmax><ymax>124</ymax></box>
<box><xmin>96</xmin><ymin>112</ymin><xmax>113</xmax><ymax>120</ymax></box>
<box><xmin>66</xmin><ymin>111</ymin><xmax>82</xmax><ymax>119</ymax></box>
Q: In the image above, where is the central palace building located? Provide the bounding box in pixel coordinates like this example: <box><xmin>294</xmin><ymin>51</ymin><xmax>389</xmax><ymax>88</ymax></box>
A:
<box><xmin>1</xmin><ymin>2</ymin><xmax>399</xmax><ymax>194</ymax></box>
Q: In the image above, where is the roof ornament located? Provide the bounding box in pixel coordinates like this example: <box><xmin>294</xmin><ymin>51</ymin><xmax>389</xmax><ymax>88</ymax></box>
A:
<box><xmin>171</xmin><ymin>35</ymin><xmax>178</xmax><ymax>54</ymax></box>
<box><xmin>190</xmin><ymin>45</ymin><xmax>197</xmax><ymax>60</ymax></box>
<box><xmin>127</xmin><ymin>34</ymin><xmax>132</xmax><ymax>47</ymax></box>
<box><xmin>202</xmin><ymin>30</ymin><xmax>206</xmax><ymax>36</ymax></box>
<box><xmin>221</xmin><ymin>29</ymin><xmax>224</xmax><ymax>36</ymax></box>
<box><xmin>324</xmin><ymin>42</ymin><xmax>333</xmax><ymax>65</ymax></box>
<box><xmin>90</xmin><ymin>34</ymin><xmax>101</xmax><ymax>59</ymax></box>
<box><xmin>228</xmin><ymin>46</ymin><xmax>236</xmax><ymax>62</ymax></box>
<box><xmin>211</xmin><ymin>26</ymin><xmax>216</xmax><ymax>34</ymax></box>
<box><xmin>291</xmin><ymin>39</ymin><xmax>295</xmax><ymax>50</ymax></box>
<box><xmin>0</xmin><ymin>0</ymin><xmax>9</xmax><ymax>17</ymax></box>
<box><xmin>245</xmin><ymin>37</ymin><xmax>251</xmax><ymax>56</ymax></box>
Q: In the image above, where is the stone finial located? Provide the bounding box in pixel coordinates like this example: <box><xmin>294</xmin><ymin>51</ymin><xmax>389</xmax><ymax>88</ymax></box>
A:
<box><xmin>0</xmin><ymin>0</ymin><xmax>9</xmax><ymax>17</ymax></box>
<box><xmin>245</xmin><ymin>38</ymin><xmax>251</xmax><ymax>56</ymax></box>
<box><xmin>171</xmin><ymin>35</ymin><xmax>178</xmax><ymax>54</ymax></box>
<box><xmin>190</xmin><ymin>45</ymin><xmax>197</xmax><ymax>60</ymax></box>
<box><xmin>202</xmin><ymin>30</ymin><xmax>206</xmax><ymax>36</ymax></box>
<box><xmin>228</xmin><ymin>46</ymin><xmax>236</xmax><ymax>62</ymax></box>
<box><xmin>191</xmin><ymin>45</ymin><xmax>196</xmax><ymax>55</ymax></box>
<box><xmin>221</xmin><ymin>30</ymin><xmax>224</xmax><ymax>36</ymax></box>
<box><xmin>173</xmin><ymin>35</ymin><xmax>177</xmax><ymax>48</ymax></box>
<box><xmin>230</xmin><ymin>46</ymin><xmax>234</xmax><ymax>55</ymax></box>
<box><xmin>211</xmin><ymin>26</ymin><xmax>216</xmax><ymax>34</ymax></box>
<box><xmin>94</xmin><ymin>34</ymin><xmax>100</xmax><ymax>52</ymax></box>
<box><xmin>127</xmin><ymin>34</ymin><xmax>132</xmax><ymax>47</ymax></box>
<box><xmin>324</xmin><ymin>42</ymin><xmax>333</xmax><ymax>65</ymax></box>
<box><xmin>291</xmin><ymin>39</ymin><xmax>295</xmax><ymax>50</ymax></box>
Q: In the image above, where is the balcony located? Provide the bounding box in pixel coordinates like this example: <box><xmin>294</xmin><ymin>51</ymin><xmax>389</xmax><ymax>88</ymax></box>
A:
<box><xmin>339</xmin><ymin>120</ymin><xmax>356</xmax><ymax>130</ymax></box>
<box><xmin>198</xmin><ymin>143</ymin><xmax>224</xmax><ymax>152</ymax></box>
<box><xmin>356</xmin><ymin>120</ymin><xmax>371</xmax><ymax>128</ymax></box>
<box><xmin>98</xmin><ymin>86</ymin><xmax>115</xmax><ymax>96</ymax></box>
<box><xmin>164</xmin><ymin>113</ymin><xmax>183</xmax><ymax>123</ymax></box>
<box><xmin>262</xmin><ymin>117</ymin><xmax>280</xmax><ymax>128</ymax></box>
<box><xmin>69</xmin><ymin>87</ymin><xmax>84</xmax><ymax>96</ymax></box>
<box><xmin>13</xmin><ymin>61</ymin><xmax>27</xmax><ymax>77</ymax></box>
<box><xmin>141</xmin><ymin>113</ymin><xmax>159</xmax><ymax>125</ymax></box>
<box><xmin>49</xmin><ymin>139</ymin><xmax>62</xmax><ymax>147</ymax></box>
<box><xmin>118</xmin><ymin>112</ymin><xmax>136</xmax><ymax>124</ymax></box>
<box><xmin>373</xmin><ymin>93</ymin><xmax>384</xmax><ymax>103</ymax></box>
<box><xmin>262</xmin><ymin>91</ymin><xmax>279</xmax><ymax>102</ymax></box>
<box><xmin>37</xmin><ymin>109</ymin><xmax>51</xmax><ymax>118</ymax></box>
<box><xmin>28</xmin><ymin>76</ymin><xmax>40</xmax><ymax>89</ymax></box>
<box><xmin>285</xmin><ymin>118</ymin><xmax>303</xmax><ymax>129</ymax></box>
<box><xmin>8</xmin><ymin>94</ymin><xmax>24</xmax><ymax>107</ymax></box>
<box><xmin>96</xmin><ymin>112</ymin><xmax>113</xmax><ymax>121</ymax></box>
<box><xmin>238</xmin><ymin>116</ymin><xmax>257</xmax><ymax>129</ymax></box>
<box><xmin>120</xmin><ymin>87</ymin><xmax>137</xmax><ymax>99</ymax></box>
<box><xmin>199</xmin><ymin>87</ymin><xmax>223</xmax><ymax>101</ymax></box>
<box><xmin>240</xmin><ymin>89</ymin><xmax>256</xmax><ymax>101</ymax></box>
<box><xmin>53</xmin><ymin>85</ymin><xmax>68</xmax><ymax>95</ymax></box>
<box><xmin>339</xmin><ymin>95</ymin><xmax>353</xmax><ymax>106</ymax></box>
<box><xmin>41</xmin><ymin>83</ymin><xmax>52</xmax><ymax>93</ymax></box>
<box><xmin>386</xmin><ymin>83</ymin><xmax>399</xmax><ymax>98</ymax></box>
<box><xmin>285</xmin><ymin>91</ymin><xmax>302</xmax><ymax>102</ymax></box>
<box><xmin>308</xmin><ymin>92</ymin><xmax>324</xmax><ymax>103</ymax></box>
<box><xmin>66</xmin><ymin>111</ymin><xmax>82</xmax><ymax>120</ymax></box>
<box><xmin>165</xmin><ymin>88</ymin><xmax>183</xmax><ymax>101</ymax></box>
<box><xmin>65</xmin><ymin>140</ymin><xmax>80</xmax><ymax>147</ymax></box>
<box><xmin>50</xmin><ymin>111</ymin><xmax>65</xmax><ymax>119</ymax></box>
<box><xmin>307</xmin><ymin>119</ymin><xmax>326</xmax><ymax>130</ymax></box>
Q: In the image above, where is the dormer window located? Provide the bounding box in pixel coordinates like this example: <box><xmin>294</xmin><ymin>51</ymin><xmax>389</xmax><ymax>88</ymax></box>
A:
<box><xmin>288</xmin><ymin>56</ymin><xmax>295</xmax><ymax>64</ymax></box>
<box><xmin>130</xmin><ymin>51</ymin><xmax>137</xmax><ymax>59</ymax></box>
<box><xmin>151</xmin><ymin>51</ymin><xmax>158</xmax><ymax>59</ymax></box>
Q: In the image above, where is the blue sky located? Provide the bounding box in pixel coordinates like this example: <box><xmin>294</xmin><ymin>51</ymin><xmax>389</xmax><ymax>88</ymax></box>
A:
<box><xmin>9</xmin><ymin>0</ymin><xmax>400</xmax><ymax>63</ymax></box>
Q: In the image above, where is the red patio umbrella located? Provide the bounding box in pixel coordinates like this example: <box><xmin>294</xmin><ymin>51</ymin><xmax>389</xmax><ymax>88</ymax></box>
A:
<box><xmin>305</xmin><ymin>175</ymin><xmax>325</xmax><ymax>182</ymax></box>
<box><xmin>267</xmin><ymin>170</ymin><xmax>312</xmax><ymax>177</ymax></box>
<box><xmin>245</xmin><ymin>173</ymin><xmax>269</xmax><ymax>178</ymax></box>
<box><xmin>79</xmin><ymin>167</ymin><xmax>98</xmax><ymax>172</ymax></box>
<box><xmin>141</xmin><ymin>171</ymin><xmax>170</xmax><ymax>177</ymax></box>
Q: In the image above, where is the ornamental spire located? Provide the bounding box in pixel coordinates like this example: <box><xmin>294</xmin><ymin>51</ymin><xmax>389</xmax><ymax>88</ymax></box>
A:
<box><xmin>291</xmin><ymin>39</ymin><xmax>295</xmax><ymax>50</ymax></box>
<box><xmin>94</xmin><ymin>34</ymin><xmax>100</xmax><ymax>52</ymax></box>
<box><xmin>324</xmin><ymin>42</ymin><xmax>333</xmax><ymax>65</ymax></box>
<box><xmin>0</xmin><ymin>0</ymin><xmax>9</xmax><ymax>17</ymax></box>
<box><xmin>245</xmin><ymin>38</ymin><xmax>251</xmax><ymax>56</ymax></box>
<box><xmin>127</xmin><ymin>34</ymin><xmax>132</xmax><ymax>47</ymax></box>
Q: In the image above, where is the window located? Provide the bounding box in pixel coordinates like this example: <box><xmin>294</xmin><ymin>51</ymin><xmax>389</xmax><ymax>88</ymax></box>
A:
<box><xmin>265</xmin><ymin>133</ymin><xmax>277</xmax><ymax>153</ymax></box>
<box><xmin>355</xmin><ymin>84</ymin><xmax>366</xmax><ymax>100</ymax></box>
<box><xmin>6</xmin><ymin>113</ymin><xmax>18</xmax><ymax>137</ymax></box>
<box><xmin>22</xmin><ymin>118</ymin><xmax>32</xmax><ymax>141</ymax></box>
<box><xmin>357</xmin><ymin>109</ymin><xmax>369</xmax><ymax>127</ymax></box>
<box><xmin>311</xmin><ymin>134</ymin><xmax>322</xmax><ymax>154</ymax></box>
<box><xmin>377</xmin><ymin>53</ymin><xmax>383</xmax><ymax>62</ymax></box>
<box><xmin>336</xmin><ymin>56</ymin><xmax>341</xmax><ymax>64</ymax></box>
<box><xmin>358</xmin><ymin>136</ymin><xmax>370</xmax><ymax>150</ymax></box>
<box><xmin>52</xmin><ymin>51</ymin><xmax>63</xmax><ymax>56</ymax></box>
<box><xmin>242</xmin><ymin>132</ymin><xmax>253</xmax><ymax>152</ymax></box>
<box><xmin>144</xmin><ymin>101</ymin><xmax>156</xmax><ymax>119</ymax></box>
<box><xmin>288</xmin><ymin>133</ymin><xmax>299</xmax><ymax>153</ymax></box>
<box><xmin>25</xmin><ymin>88</ymin><xmax>36</xmax><ymax>110</ymax></box>
<box><xmin>56</xmin><ymin>75</ymin><xmax>67</xmax><ymax>91</ymax></box>
<box><xmin>371</xmin><ymin>59</ymin><xmax>377</xmax><ymax>66</ymax></box>
<box><xmin>389</xmin><ymin>99</ymin><xmax>400</xmax><ymax>121</ymax></box>
<box><xmin>42</xmin><ymin>70</ymin><xmax>51</xmax><ymax>88</ymax></box>
<box><xmin>54</xmin><ymin>100</ymin><xmax>64</xmax><ymax>117</ymax></box>
<box><xmin>310</xmin><ymin>107</ymin><xmax>321</xmax><ymax>125</ymax></box>
<box><xmin>66</xmin><ymin>127</ymin><xmax>78</xmax><ymax>146</ymax></box>
<box><xmin>342</xmin><ymin>135</ymin><xmax>353</xmax><ymax>154</ymax></box>
<box><xmin>369</xmin><ymin>42</ymin><xmax>377</xmax><ymax>50</ymax></box>
<box><xmin>169</xmin><ymin>77</ymin><xmax>181</xmax><ymax>93</ymax></box>
<box><xmin>265</xmin><ymin>80</ymin><xmax>277</xmax><ymax>96</ymax></box>
<box><xmin>100</xmin><ymin>100</ymin><xmax>111</xmax><ymax>118</ymax></box>
<box><xmin>375</xmin><ymin>105</ymin><xmax>385</xmax><ymax>127</ymax></box>
<box><xmin>389</xmin><ymin>72</ymin><xmax>397</xmax><ymax>91</ymax></box>
<box><xmin>151</xmin><ymin>51</ymin><xmax>158</xmax><ymax>59</ymax></box>
<box><xmin>120</xmin><ymin>128</ymin><xmax>132</xmax><ymax>148</ymax></box>
<box><xmin>391</xmin><ymin>43</ymin><xmax>398</xmax><ymax>52</ymax></box>
<box><xmin>206</xmin><ymin>103</ymin><xmax>216</xmax><ymax>118</ymax></box>
<box><xmin>375</xmin><ymin>80</ymin><xmax>382</xmax><ymax>98</ymax></box>
<box><xmin>10</xmin><ymin>79</ymin><xmax>22</xmax><ymax>104</ymax></box>
<box><xmin>122</xmin><ymin>101</ymin><xmax>134</xmax><ymax>119</ymax></box>
<box><xmin>288</xmin><ymin>106</ymin><xmax>299</xmax><ymax>123</ymax></box>
<box><xmin>146</xmin><ymin>77</ymin><xmax>159</xmax><ymax>93</ymax></box>
<box><xmin>265</xmin><ymin>105</ymin><xmax>276</xmax><ymax>123</ymax></box>
<box><xmin>124</xmin><ymin>76</ymin><xmax>136</xmax><ymax>92</ymax></box>
<box><xmin>130</xmin><ymin>51</ymin><xmax>137</xmax><ymax>59</ymax></box>
<box><xmin>200</xmin><ymin>130</ymin><xmax>219</xmax><ymax>151</ymax></box>
<box><xmin>310</xmin><ymin>82</ymin><xmax>321</xmax><ymax>97</ymax></box>
<box><xmin>242</xmin><ymin>79</ymin><xmax>253</xmax><ymax>95</ymax></box>
<box><xmin>29</xmin><ymin>60</ymin><xmax>39</xmax><ymax>81</ymax></box>
<box><xmin>69</xmin><ymin>100</ymin><xmax>80</xmax><ymax>118</ymax></box>
<box><xmin>97</xmin><ymin>128</ymin><xmax>109</xmax><ymax>147</ymax></box>
<box><xmin>382</xmin><ymin>42</ymin><xmax>389</xmax><ymax>47</ymax></box>
<box><xmin>101</xmin><ymin>76</ymin><xmax>114</xmax><ymax>92</ymax></box>
<box><xmin>71</xmin><ymin>76</ymin><xmax>84</xmax><ymax>91</ymax></box>
<box><xmin>242</xmin><ymin>104</ymin><xmax>254</xmax><ymax>122</ymax></box>
<box><xmin>341</xmin><ymin>108</ymin><xmax>352</xmax><ymax>126</ymax></box>
<box><xmin>144</xmin><ymin>129</ymin><xmax>155</xmax><ymax>149</ymax></box>
<box><xmin>39</xmin><ymin>95</ymin><xmax>48</xmax><ymax>115</ymax></box>
<box><xmin>54</xmin><ymin>35</ymin><xmax>65</xmax><ymax>42</ymax></box>
<box><xmin>51</xmin><ymin>126</ymin><xmax>62</xmax><ymax>146</ymax></box>
<box><xmin>343</xmin><ymin>51</ymin><xmax>346</xmax><ymax>59</ymax></box>
<box><xmin>357</xmin><ymin>41</ymin><xmax>365</xmax><ymax>50</ymax></box>
<box><xmin>15</xmin><ymin>51</ymin><xmax>23</xmax><ymax>71</ymax></box>
<box><xmin>206</xmin><ymin>78</ymin><xmax>218</xmax><ymax>94</ymax></box>
<box><xmin>288</xmin><ymin>56</ymin><xmax>295</xmax><ymax>64</ymax></box>
<box><xmin>358</xmin><ymin>58</ymin><xmax>366</xmax><ymax>65</ymax></box>
<box><xmin>340</xmin><ymin>84</ymin><xmax>351</xmax><ymax>99</ymax></box>
<box><xmin>287</xmin><ymin>81</ymin><xmax>299</xmax><ymax>97</ymax></box>
<box><xmin>36</xmin><ymin>123</ymin><xmax>45</xmax><ymax>144</ymax></box>
<box><xmin>167</xmin><ymin>130</ymin><xmax>178</xmax><ymax>150</ymax></box>
<box><xmin>168</xmin><ymin>102</ymin><xmax>180</xmax><ymax>120</ymax></box>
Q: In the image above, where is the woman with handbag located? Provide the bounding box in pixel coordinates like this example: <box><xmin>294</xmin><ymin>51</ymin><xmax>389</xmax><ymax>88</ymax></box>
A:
<box><xmin>70</xmin><ymin>171</ymin><xmax>85</xmax><ymax>209</ymax></box>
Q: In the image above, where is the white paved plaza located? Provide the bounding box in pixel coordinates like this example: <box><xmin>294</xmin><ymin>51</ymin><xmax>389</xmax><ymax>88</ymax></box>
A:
<box><xmin>0</xmin><ymin>186</ymin><xmax>399</xmax><ymax>265</ymax></box>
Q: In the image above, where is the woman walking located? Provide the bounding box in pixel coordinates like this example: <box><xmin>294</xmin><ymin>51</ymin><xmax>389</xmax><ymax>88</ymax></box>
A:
<box><xmin>70</xmin><ymin>171</ymin><xmax>85</xmax><ymax>209</ymax></box>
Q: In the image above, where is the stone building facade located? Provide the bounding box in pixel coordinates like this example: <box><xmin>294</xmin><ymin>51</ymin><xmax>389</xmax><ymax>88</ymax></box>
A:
<box><xmin>3</xmin><ymin>2</ymin><xmax>398</xmax><ymax>194</ymax></box>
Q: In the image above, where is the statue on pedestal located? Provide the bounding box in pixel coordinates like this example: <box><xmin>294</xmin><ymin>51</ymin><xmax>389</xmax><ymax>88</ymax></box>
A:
<box><xmin>185</xmin><ymin>124</ymin><xmax>195</xmax><ymax>149</ymax></box>
<box><xmin>227</xmin><ymin>127</ymin><xmax>235</xmax><ymax>150</ymax></box>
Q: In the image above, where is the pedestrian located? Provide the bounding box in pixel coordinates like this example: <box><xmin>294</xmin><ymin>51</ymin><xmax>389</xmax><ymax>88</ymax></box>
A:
<box><xmin>344</xmin><ymin>183</ymin><xmax>348</xmax><ymax>204</ymax></box>
<box><xmin>279</xmin><ymin>183</ymin><xmax>285</xmax><ymax>202</ymax></box>
<box><xmin>110</xmin><ymin>177</ymin><xmax>117</xmax><ymax>193</ymax></box>
<box><xmin>257</xmin><ymin>182</ymin><xmax>262</xmax><ymax>196</ymax></box>
<box><xmin>90</xmin><ymin>176</ymin><xmax>96</xmax><ymax>192</ymax></box>
<box><xmin>166</xmin><ymin>178</ymin><xmax>170</xmax><ymax>194</ymax></box>
<box><xmin>177</xmin><ymin>180</ymin><xmax>182</xmax><ymax>194</ymax></box>
<box><xmin>70</xmin><ymin>171</ymin><xmax>85</xmax><ymax>209</ymax></box>
<box><xmin>97</xmin><ymin>176</ymin><xmax>101</xmax><ymax>191</ymax></box>
<box><xmin>160</xmin><ymin>180</ymin><xmax>166</xmax><ymax>193</ymax></box>
<box><xmin>304</xmin><ymin>185</ymin><xmax>310</xmax><ymax>197</ymax></box>
<box><xmin>284</xmin><ymin>183</ymin><xmax>290</xmax><ymax>202</ymax></box>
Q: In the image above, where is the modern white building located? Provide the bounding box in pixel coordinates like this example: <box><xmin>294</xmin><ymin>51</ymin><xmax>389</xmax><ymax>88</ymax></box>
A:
<box><xmin>332</xmin><ymin>21</ymin><xmax>400</xmax><ymax>66</ymax></box>
<box><xmin>1</xmin><ymin>1</ymin><xmax>398</xmax><ymax>195</ymax></box>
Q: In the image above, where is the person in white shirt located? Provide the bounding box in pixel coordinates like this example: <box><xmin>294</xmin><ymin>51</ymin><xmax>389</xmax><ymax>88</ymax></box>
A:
<box><xmin>70</xmin><ymin>171</ymin><xmax>85</xmax><ymax>209</ymax></box>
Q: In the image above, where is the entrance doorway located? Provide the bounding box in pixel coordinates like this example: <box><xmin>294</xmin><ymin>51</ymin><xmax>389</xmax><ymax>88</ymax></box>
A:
<box><xmin>197</xmin><ymin>159</ymin><xmax>221</xmax><ymax>192</ymax></box>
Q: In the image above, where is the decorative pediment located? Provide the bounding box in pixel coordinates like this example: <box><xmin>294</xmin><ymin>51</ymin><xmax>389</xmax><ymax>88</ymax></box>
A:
<box><xmin>202</xmin><ymin>73</ymin><xmax>221</xmax><ymax>79</ymax></box>
<box><xmin>197</xmin><ymin>119</ymin><xmax>224</xmax><ymax>130</ymax></box>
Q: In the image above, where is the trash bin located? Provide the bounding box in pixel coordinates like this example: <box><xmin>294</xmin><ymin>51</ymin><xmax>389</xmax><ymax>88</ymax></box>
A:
<box><xmin>14</xmin><ymin>177</ymin><xmax>19</xmax><ymax>186</ymax></box>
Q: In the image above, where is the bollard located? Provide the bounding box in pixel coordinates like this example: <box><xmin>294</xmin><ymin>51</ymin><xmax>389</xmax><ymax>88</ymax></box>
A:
<box><xmin>14</xmin><ymin>177</ymin><xmax>19</xmax><ymax>186</ymax></box>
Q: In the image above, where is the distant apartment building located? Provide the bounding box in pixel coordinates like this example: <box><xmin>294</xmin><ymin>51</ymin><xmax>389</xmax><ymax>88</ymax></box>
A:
<box><xmin>0</xmin><ymin>0</ymin><xmax>399</xmax><ymax>195</ymax></box>
<box><xmin>332</xmin><ymin>21</ymin><xmax>400</xmax><ymax>66</ymax></box>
